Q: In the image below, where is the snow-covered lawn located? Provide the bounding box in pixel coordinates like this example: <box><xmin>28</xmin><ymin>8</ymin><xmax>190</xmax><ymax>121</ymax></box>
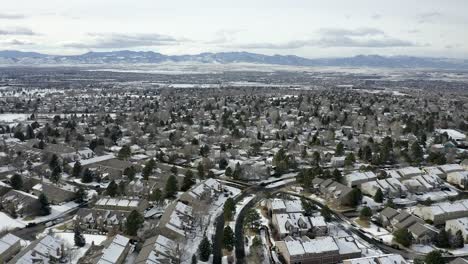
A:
<box><xmin>412</xmin><ymin>244</ymin><xmax>434</xmax><ymax>254</ymax></box>
<box><xmin>54</xmin><ymin>232</ymin><xmax>107</xmax><ymax>264</ymax></box>
<box><xmin>180</xmin><ymin>185</ymin><xmax>241</xmax><ymax>262</ymax></box>
<box><xmin>20</xmin><ymin>201</ymin><xmax>79</xmax><ymax>225</ymax></box>
<box><xmin>0</xmin><ymin>212</ymin><xmax>26</xmax><ymax>230</ymax></box>
<box><xmin>265</xmin><ymin>178</ymin><xmax>296</xmax><ymax>189</ymax></box>
<box><xmin>352</xmin><ymin>218</ymin><xmax>390</xmax><ymax>237</ymax></box>
<box><xmin>448</xmin><ymin>245</ymin><xmax>468</xmax><ymax>256</ymax></box>
<box><xmin>0</xmin><ymin>113</ymin><xmax>28</xmax><ymax>123</ymax></box>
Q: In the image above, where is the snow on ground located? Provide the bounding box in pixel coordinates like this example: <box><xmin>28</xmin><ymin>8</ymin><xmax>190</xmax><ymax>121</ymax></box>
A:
<box><xmin>20</xmin><ymin>201</ymin><xmax>79</xmax><ymax>224</ymax></box>
<box><xmin>0</xmin><ymin>113</ymin><xmax>28</xmax><ymax>122</ymax></box>
<box><xmin>180</xmin><ymin>185</ymin><xmax>241</xmax><ymax>262</ymax></box>
<box><xmin>361</xmin><ymin>196</ymin><xmax>383</xmax><ymax>210</ymax></box>
<box><xmin>412</xmin><ymin>244</ymin><xmax>435</xmax><ymax>254</ymax></box>
<box><xmin>54</xmin><ymin>232</ymin><xmax>107</xmax><ymax>264</ymax></box>
<box><xmin>0</xmin><ymin>212</ymin><xmax>26</xmax><ymax>230</ymax></box>
<box><xmin>260</xmin><ymin>172</ymin><xmax>298</xmax><ymax>185</ymax></box>
<box><xmin>265</xmin><ymin>178</ymin><xmax>296</xmax><ymax>189</ymax></box>
<box><xmin>352</xmin><ymin>218</ymin><xmax>390</xmax><ymax>237</ymax></box>
<box><xmin>449</xmin><ymin>245</ymin><xmax>468</xmax><ymax>256</ymax></box>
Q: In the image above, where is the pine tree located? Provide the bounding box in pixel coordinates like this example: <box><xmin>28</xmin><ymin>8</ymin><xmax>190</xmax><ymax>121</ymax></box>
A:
<box><xmin>181</xmin><ymin>170</ymin><xmax>195</xmax><ymax>191</ymax></box>
<box><xmin>106</xmin><ymin>180</ymin><xmax>118</xmax><ymax>197</ymax></box>
<box><xmin>411</xmin><ymin>142</ymin><xmax>424</xmax><ymax>164</ymax></box>
<box><xmin>393</xmin><ymin>228</ymin><xmax>413</xmax><ymax>247</ymax></box>
<box><xmin>198</xmin><ymin>235</ymin><xmax>212</xmax><ymax>262</ymax></box>
<box><xmin>332</xmin><ymin>169</ymin><xmax>342</xmax><ymax>182</ymax></box>
<box><xmin>118</xmin><ymin>145</ymin><xmax>131</xmax><ymax>160</ymax></box>
<box><xmin>72</xmin><ymin>161</ymin><xmax>82</xmax><ymax>177</ymax></box>
<box><xmin>49</xmin><ymin>154</ymin><xmax>59</xmax><ymax>170</ymax></box>
<box><xmin>74</xmin><ymin>226</ymin><xmax>86</xmax><ymax>247</ymax></box>
<box><xmin>10</xmin><ymin>174</ymin><xmax>23</xmax><ymax>190</ymax></box>
<box><xmin>424</xmin><ymin>250</ymin><xmax>444</xmax><ymax>264</ymax></box>
<box><xmin>223</xmin><ymin>226</ymin><xmax>235</xmax><ymax>251</ymax></box>
<box><xmin>39</xmin><ymin>193</ymin><xmax>51</xmax><ymax>216</ymax></box>
<box><xmin>191</xmin><ymin>255</ymin><xmax>198</xmax><ymax>264</ymax></box>
<box><xmin>374</xmin><ymin>188</ymin><xmax>384</xmax><ymax>203</ymax></box>
<box><xmin>150</xmin><ymin>188</ymin><xmax>163</xmax><ymax>205</ymax></box>
<box><xmin>164</xmin><ymin>175</ymin><xmax>178</xmax><ymax>198</ymax></box>
<box><xmin>125</xmin><ymin>210</ymin><xmax>144</xmax><ymax>236</ymax></box>
<box><xmin>453</xmin><ymin>230</ymin><xmax>464</xmax><ymax>249</ymax></box>
<box><xmin>82</xmin><ymin>168</ymin><xmax>93</xmax><ymax>183</ymax></box>
<box><xmin>436</xmin><ymin>229</ymin><xmax>450</xmax><ymax>248</ymax></box>
<box><xmin>336</xmin><ymin>142</ymin><xmax>345</xmax><ymax>156</ymax></box>
<box><xmin>360</xmin><ymin>206</ymin><xmax>372</xmax><ymax>220</ymax></box>
<box><xmin>197</xmin><ymin>163</ymin><xmax>205</xmax><ymax>179</ymax></box>
<box><xmin>124</xmin><ymin>166</ymin><xmax>136</xmax><ymax>181</ymax></box>
<box><xmin>321</xmin><ymin>205</ymin><xmax>332</xmax><ymax>221</ymax></box>
<box><xmin>223</xmin><ymin>198</ymin><xmax>236</xmax><ymax>221</ymax></box>
<box><xmin>232</xmin><ymin>162</ymin><xmax>242</xmax><ymax>180</ymax></box>
<box><xmin>75</xmin><ymin>187</ymin><xmax>87</xmax><ymax>203</ymax></box>
<box><xmin>50</xmin><ymin>166</ymin><xmax>62</xmax><ymax>184</ymax></box>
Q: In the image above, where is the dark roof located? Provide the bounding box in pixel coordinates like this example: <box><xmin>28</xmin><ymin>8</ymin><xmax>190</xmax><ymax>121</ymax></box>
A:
<box><xmin>380</xmin><ymin>207</ymin><xmax>399</xmax><ymax>220</ymax></box>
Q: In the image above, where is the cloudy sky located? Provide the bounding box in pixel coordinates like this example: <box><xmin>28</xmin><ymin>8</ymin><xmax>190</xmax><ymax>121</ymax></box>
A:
<box><xmin>1</xmin><ymin>0</ymin><xmax>467</xmax><ymax>58</ymax></box>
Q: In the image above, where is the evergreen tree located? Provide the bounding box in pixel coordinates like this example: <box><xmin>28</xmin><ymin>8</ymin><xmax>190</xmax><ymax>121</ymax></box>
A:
<box><xmin>191</xmin><ymin>255</ymin><xmax>198</xmax><ymax>264</ymax></box>
<box><xmin>374</xmin><ymin>188</ymin><xmax>384</xmax><ymax>203</ymax></box>
<box><xmin>349</xmin><ymin>188</ymin><xmax>362</xmax><ymax>207</ymax></box>
<box><xmin>336</xmin><ymin>142</ymin><xmax>345</xmax><ymax>156</ymax></box>
<box><xmin>198</xmin><ymin>235</ymin><xmax>212</xmax><ymax>262</ymax></box>
<box><xmin>219</xmin><ymin>158</ymin><xmax>228</xmax><ymax>170</ymax></box>
<box><xmin>82</xmin><ymin>168</ymin><xmax>93</xmax><ymax>183</ymax></box>
<box><xmin>125</xmin><ymin>210</ymin><xmax>144</xmax><ymax>236</ymax></box>
<box><xmin>124</xmin><ymin>166</ymin><xmax>136</xmax><ymax>181</ymax></box>
<box><xmin>453</xmin><ymin>230</ymin><xmax>464</xmax><ymax>249</ymax></box>
<box><xmin>244</xmin><ymin>208</ymin><xmax>261</xmax><ymax>230</ymax></box>
<box><xmin>360</xmin><ymin>206</ymin><xmax>372</xmax><ymax>220</ymax></box>
<box><xmin>232</xmin><ymin>162</ymin><xmax>242</xmax><ymax>180</ymax></box>
<box><xmin>49</xmin><ymin>154</ymin><xmax>59</xmax><ymax>170</ymax></box>
<box><xmin>50</xmin><ymin>166</ymin><xmax>62</xmax><ymax>184</ymax></box>
<box><xmin>150</xmin><ymin>188</ymin><xmax>163</xmax><ymax>205</ymax></box>
<box><xmin>321</xmin><ymin>205</ymin><xmax>332</xmax><ymax>221</ymax></box>
<box><xmin>72</xmin><ymin>161</ymin><xmax>82</xmax><ymax>177</ymax></box>
<box><xmin>197</xmin><ymin>163</ymin><xmax>205</xmax><ymax>179</ymax></box>
<box><xmin>424</xmin><ymin>250</ymin><xmax>445</xmax><ymax>264</ymax></box>
<box><xmin>118</xmin><ymin>145</ymin><xmax>131</xmax><ymax>160</ymax></box>
<box><xmin>436</xmin><ymin>229</ymin><xmax>450</xmax><ymax>248</ymax></box>
<box><xmin>13</xmin><ymin>130</ymin><xmax>25</xmax><ymax>141</ymax></box>
<box><xmin>164</xmin><ymin>175</ymin><xmax>178</xmax><ymax>198</ymax></box>
<box><xmin>74</xmin><ymin>226</ymin><xmax>86</xmax><ymax>247</ymax></box>
<box><xmin>301</xmin><ymin>198</ymin><xmax>315</xmax><ymax>216</ymax></box>
<box><xmin>181</xmin><ymin>170</ymin><xmax>195</xmax><ymax>191</ymax></box>
<box><xmin>39</xmin><ymin>193</ymin><xmax>51</xmax><ymax>216</ymax></box>
<box><xmin>225</xmin><ymin>167</ymin><xmax>232</xmax><ymax>177</ymax></box>
<box><xmin>223</xmin><ymin>198</ymin><xmax>236</xmax><ymax>221</ymax></box>
<box><xmin>223</xmin><ymin>226</ymin><xmax>235</xmax><ymax>251</ymax></box>
<box><xmin>332</xmin><ymin>169</ymin><xmax>342</xmax><ymax>182</ymax></box>
<box><xmin>75</xmin><ymin>187</ymin><xmax>87</xmax><ymax>203</ymax></box>
<box><xmin>106</xmin><ymin>180</ymin><xmax>118</xmax><ymax>197</ymax></box>
<box><xmin>10</xmin><ymin>174</ymin><xmax>23</xmax><ymax>190</ymax></box>
<box><xmin>411</xmin><ymin>142</ymin><xmax>424</xmax><ymax>164</ymax></box>
<box><xmin>393</xmin><ymin>228</ymin><xmax>413</xmax><ymax>247</ymax></box>
<box><xmin>344</xmin><ymin>152</ymin><xmax>356</xmax><ymax>167</ymax></box>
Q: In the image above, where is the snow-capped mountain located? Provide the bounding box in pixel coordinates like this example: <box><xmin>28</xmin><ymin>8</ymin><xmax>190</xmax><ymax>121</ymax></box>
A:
<box><xmin>0</xmin><ymin>50</ymin><xmax>467</xmax><ymax>69</ymax></box>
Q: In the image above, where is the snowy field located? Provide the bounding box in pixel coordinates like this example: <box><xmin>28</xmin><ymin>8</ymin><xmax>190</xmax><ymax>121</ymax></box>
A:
<box><xmin>0</xmin><ymin>113</ymin><xmax>28</xmax><ymax>123</ymax></box>
<box><xmin>54</xmin><ymin>232</ymin><xmax>107</xmax><ymax>263</ymax></box>
<box><xmin>0</xmin><ymin>212</ymin><xmax>26</xmax><ymax>230</ymax></box>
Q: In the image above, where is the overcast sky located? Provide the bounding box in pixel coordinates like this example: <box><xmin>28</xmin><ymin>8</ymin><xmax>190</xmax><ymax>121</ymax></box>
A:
<box><xmin>1</xmin><ymin>0</ymin><xmax>467</xmax><ymax>58</ymax></box>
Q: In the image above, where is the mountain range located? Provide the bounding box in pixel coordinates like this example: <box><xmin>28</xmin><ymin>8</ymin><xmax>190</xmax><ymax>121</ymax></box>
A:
<box><xmin>0</xmin><ymin>50</ymin><xmax>467</xmax><ymax>69</ymax></box>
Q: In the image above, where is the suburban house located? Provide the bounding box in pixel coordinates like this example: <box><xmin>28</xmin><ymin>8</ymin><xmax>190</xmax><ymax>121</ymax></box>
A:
<box><xmin>0</xmin><ymin>233</ymin><xmax>21</xmax><ymax>263</ymax></box>
<box><xmin>8</xmin><ymin>235</ymin><xmax>65</xmax><ymax>264</ymax></box>
<box><xmin>134</xmin><ymin>235</ymin><xmax>178</xmax><ymax>264</ymax></box>
<box><xmin>276</xmin><ymin>236</ymin><xmax>361</xmax><ymax>264</ymax></box>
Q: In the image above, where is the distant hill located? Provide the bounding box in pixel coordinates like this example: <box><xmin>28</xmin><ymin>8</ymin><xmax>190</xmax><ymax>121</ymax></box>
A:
<box><xmin>0</xmin><ymin>50</ymin><xmax>467</xmax><ymax>69</ymax></box>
